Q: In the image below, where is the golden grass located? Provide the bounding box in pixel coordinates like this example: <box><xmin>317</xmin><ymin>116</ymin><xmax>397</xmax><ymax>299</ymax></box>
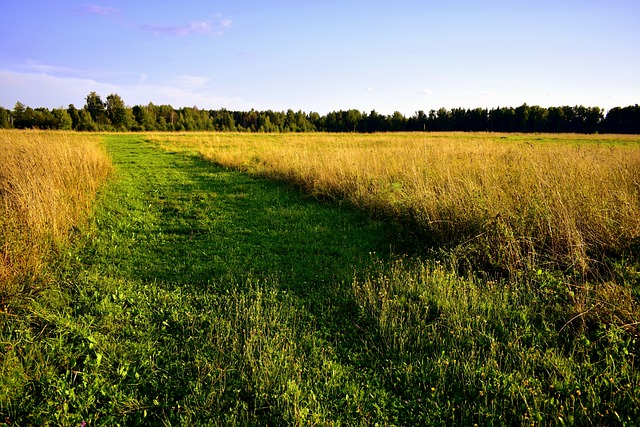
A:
<box><xmin>0</xmin><ymin>130</ymin><xmax>112</xmax><ymax>301</ymax></box>
<box><xmin>149</xmin><ymin>132</ymin><xmax>640</xmax><ymax>275</ymax></box>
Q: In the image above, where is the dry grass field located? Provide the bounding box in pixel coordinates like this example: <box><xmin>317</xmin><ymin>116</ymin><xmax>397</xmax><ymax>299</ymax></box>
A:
<box><xmin>0</xmin><ymin>130</ymin><xmax>112</xmax><ymax>302</ymax></box>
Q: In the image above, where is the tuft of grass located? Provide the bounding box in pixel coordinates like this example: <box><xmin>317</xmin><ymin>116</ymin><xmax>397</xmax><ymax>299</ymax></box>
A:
<box><xmin>0</xmin><ymin>130</ymin><xmax>112</xmax><ymax>304</ymax></box>
<box><xmin>352</xmin><ymin>256</ymin><xmax>639</xmax><ymax>425</ymax></box>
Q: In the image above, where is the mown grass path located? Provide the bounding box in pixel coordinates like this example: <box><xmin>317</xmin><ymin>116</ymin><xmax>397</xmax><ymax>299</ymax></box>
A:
<box><xmin>90</xmin><ymin>135</ymin><xmax>391</xmax><ymax>288</ymax></box>
<box><xmin>4</xmin><ymin>135</ymin><xmax>407</xmax><ymax>425</ymax></box>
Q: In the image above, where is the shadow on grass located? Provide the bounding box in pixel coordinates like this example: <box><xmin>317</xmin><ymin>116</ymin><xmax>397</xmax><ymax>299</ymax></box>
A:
<box><xmin>92</xmin><ymin>135</ymin><xmax>401</xmax><ymax>290</ymax></box>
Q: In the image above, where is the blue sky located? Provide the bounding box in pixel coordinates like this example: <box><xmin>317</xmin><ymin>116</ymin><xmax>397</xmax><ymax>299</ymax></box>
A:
<box><xmin>1</xmin><ymin>0</ymin><xmax>638</xmax><ymax>115</ymax></box>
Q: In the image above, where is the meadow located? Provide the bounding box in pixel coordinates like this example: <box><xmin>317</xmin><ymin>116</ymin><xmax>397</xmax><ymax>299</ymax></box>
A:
<box><xmin>1</xmin><ymin>130</ymin><xmax>639</xmax><ymax>425</ymax></box>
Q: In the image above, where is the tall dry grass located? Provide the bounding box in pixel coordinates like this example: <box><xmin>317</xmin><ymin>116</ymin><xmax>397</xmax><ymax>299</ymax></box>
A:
<box><xmin>0</xmin><ymin>130</ymin><xmax>112</xmax><ymax>302</ymax></box>
<box><xmin>150</xmin><ymin>132</ymin><xmax>640</xmax><ymax>275</ymax></box>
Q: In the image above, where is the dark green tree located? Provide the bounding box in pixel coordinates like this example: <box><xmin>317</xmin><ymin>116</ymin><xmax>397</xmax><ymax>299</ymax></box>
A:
<box><xmin>527</xmin><ymin>105</ymin><xmax>548</xmax><ymax>132</ymax></box>
<box><xmin>33</xmin><ymin>108</ymin><xmax>57</xmax><ymax>129</ymax></box>
<box><xmin>389</xmin><ymin>111</ymin><xmax>406</xmax><ymax>132</ymax></box>
<box><xmin>241</xmin><ymin>109</ymin><xmax>259</xmax><ymax>131</ymax></box>
<box><xmin>295</xmin><ymin>110</ymin><xmax>314</xmax><ymax>132</ymax></box>
<box><xmin>52</xmin><ymin>108</ymin><xmax>73</xmax><ymax>130</ymax></box>
<box><xmin>156</xmin><ymin>105</ymin><xmax>177</xmax><ymax>130</ymax></box>
<box><xmin>308</xmin><ymin>111</ymin><xmax>322</xmax><ymax>131</ymax></box>
<box><xmin>411</xmin><ymin>110</ymin><xmax>428</xmax><ymax>131</ymax></box>
<box><xmin>67</xmin><ymin>104</ymin><xmax>80</xmax><ymax>130</ymax></box>
<box><xmin>12</xmin><ymin>102</ymin><xmax>26</xmax><ymax>128</ymax></box>
<box><xmin>284</xmin><ymin>109</ymin><xmax>298</xmax><ymax>132</ymax></box>
<box><xmin>106</xmin><ymin>93</ymin><xmax>133</xmax><ymax>130</ymax></box>
<box><xmin>603</xmin><ymin>105</ymin><xmax>640</xmax><ymax>134</ymax></box>
<box><xmin>0</xmin><ymin>106</ymin><xmax>13</xmax><ymax>128</ymax></box>
<box><xmin>132</xmin><ymin>103</ymin><xmax>157</xmax><ymax>131</ymax></box>
<box><xmin>546</xmin><ymin>107</ymin><xmax>566</xmax><ymax>132</ymax></box>
<box><xmin>270</xmin><ymin>110</ymin><xmax>286</xmax><ymax>131</ymax></box>
<box><xmin>515</xmin><ymin>104</ymin><xmax>530</xmax><ymax>132</ymax></box>
<box><xmin>344</xmin><ymin>109</ymin><xmax>362</xmax><ymax>132</ymax></box>
<box><xmin>77</xmin><ymin>109</ymin><xmax>98</xmax><ymax>131</ymax></box>
<box><xmin>85</xmin><ymin>92</ymin><xmax>109</xmax><ymax>127</ymax></box>
<box><xmin>13</xmin><ymin>104</ymin><xmax>41</xmax><ymax>129</ymax></box>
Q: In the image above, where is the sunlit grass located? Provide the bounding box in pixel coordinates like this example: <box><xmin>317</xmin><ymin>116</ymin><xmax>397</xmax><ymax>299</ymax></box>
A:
<box><xmin>351</xmin><ymin>256</ymin><xmax>639</xmax><ymax>425</ymax></box>
<box><xmin>0</xmin><ymin>130</ymin><xmax>112</xmax><ymax>303</ymax></box>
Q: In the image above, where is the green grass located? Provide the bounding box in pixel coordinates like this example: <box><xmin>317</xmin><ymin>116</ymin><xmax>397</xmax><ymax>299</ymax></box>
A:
<box><xmin>1</xmin><ymin>134</ymin><xmax>639</xmax><ymax>426</ymax></box>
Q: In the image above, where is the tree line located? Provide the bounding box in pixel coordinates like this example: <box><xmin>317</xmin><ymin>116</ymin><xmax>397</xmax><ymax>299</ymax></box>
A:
<box><xmin>1</xmin><ymin>92</ymin><xmax>638</xmax><ymax>134</ymax></box>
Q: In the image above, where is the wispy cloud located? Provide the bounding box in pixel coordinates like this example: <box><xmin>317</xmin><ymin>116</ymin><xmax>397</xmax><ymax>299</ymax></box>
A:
<box><xmin>84</xmin><ymin>4</ymin><xmax>119</xmax><ymax>16</ymax></box>
<box><xmin>0</xmin><ymin>69</ymin><xmax>252</xmax><ymax>111</ymax></box>
<box><xmin>18</xmin><ymin>61</ymin><xmax>142</xmax><ymax>84</ymax></box>
<box><xmin>170</xmin><ymin>75</ymin><xmax>211</xmax><ymax>90</ymax></box>
<box><xmin>22</xmin><ymin>62</ymin><xmax>80</xmax><ymax>76</ymax></box>
<box><xmin>80</xmin><ymin>6</ymin><xmax>231</xmax><ymax>38</ymax></box>
<box><xmin>141</xmin><ymin>16</ymin><xmax>232</xmax><ymax>37</ymax></box>
<box><xmin>478</xmin><ymin>90</ymin><xmax>497</xmax><ymax>97</ymax></box>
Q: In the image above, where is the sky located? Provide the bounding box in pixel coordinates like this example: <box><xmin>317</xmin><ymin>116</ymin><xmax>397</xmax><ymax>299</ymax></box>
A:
<box><xmin>1</xmin><ymin>0</ymin><xmax>639</xmax><ymax>115</ymax></box>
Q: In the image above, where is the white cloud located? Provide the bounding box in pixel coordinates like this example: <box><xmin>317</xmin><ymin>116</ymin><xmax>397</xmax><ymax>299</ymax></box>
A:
<box><xmin>0</xmin><ymin>70</ymin><xmax>251</xmax><ymax>110</ymax></box>
<box><xmin>83</xmin><ymin>4</ymin><xmax>119</xmax><ymax>16</ymax></box>
<box><xmin>21</xmin><ymin>62</ymin><xmax>81</xmax><ymax>76</ymax></box>
<box><xmin>140</xmin><ymin>16</ymin><xmax>232</xmax><ymax>37</ymax></box>
<box><xmin>0</xmin><ymin>70</ymin><xmax>117</xmax><ymax>108</ymax></box>
<box><xmin>171</xmin><ymin>75</ymin><xmax>211</xmax><ymax>90</ymax></box>
<box><xmin>80</xmin><ymin>5</ymin><xmax>231</xmax><ymax>38</ymax></box>
<box><xmin>478</xmin><ymin>90</ymin><xmax>496</xmax><ymax>97</ymax></box>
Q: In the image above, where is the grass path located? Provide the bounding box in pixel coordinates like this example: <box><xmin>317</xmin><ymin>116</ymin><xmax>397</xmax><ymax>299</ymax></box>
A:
<box><xmin>87</xmin><ymin>134</ymin><xmax>392</xmax><ymax>288</ymax></box>
<box><xmin>3</xmin><ymin>135</ymin><xmax>407</xmax><ymax>425</ymax></box>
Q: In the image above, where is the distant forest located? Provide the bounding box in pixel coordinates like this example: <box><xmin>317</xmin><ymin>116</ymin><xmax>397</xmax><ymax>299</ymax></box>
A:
<box><xmin>1</xmin><ymin>92</ymin><xmax>639</xmax><ymax>134</ymax></box>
